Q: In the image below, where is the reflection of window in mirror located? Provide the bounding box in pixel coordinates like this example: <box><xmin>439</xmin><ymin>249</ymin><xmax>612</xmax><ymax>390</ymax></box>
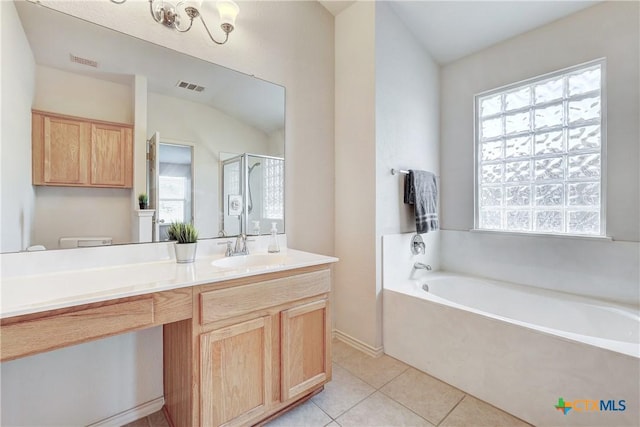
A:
<box><xmin>263</xmin><ymin>158</ymin><xmax>284</xmax><ymax>220</ymax></box>
<box><xmin>159</xmin><ymin>176</ymin><xmax>187</xmax><ymax>223</ymax></box>
<box><xmin>157</xmin><ymin>143</ymin><xmax>194</xmax><ymax>238</ymax></box>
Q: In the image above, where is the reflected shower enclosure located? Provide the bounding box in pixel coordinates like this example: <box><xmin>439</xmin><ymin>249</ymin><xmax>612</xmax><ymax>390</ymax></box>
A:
<box><xmin>221</xmin><ymin>153</ymin><xmax>284</xmax><ymax>236</ymax></box>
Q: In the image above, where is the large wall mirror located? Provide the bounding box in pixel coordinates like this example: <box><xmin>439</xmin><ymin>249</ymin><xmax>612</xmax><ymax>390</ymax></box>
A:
<box><xmin>6</xmin><ymin>0</ymin><xmax>285</xmax><ymax>252</ymax></box>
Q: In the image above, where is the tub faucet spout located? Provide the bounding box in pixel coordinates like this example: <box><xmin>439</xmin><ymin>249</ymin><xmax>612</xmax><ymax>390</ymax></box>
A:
<box><xmin>413</xmin><ymin>262</ymin><xmax>431</xmax><ymax>271</ymax></box>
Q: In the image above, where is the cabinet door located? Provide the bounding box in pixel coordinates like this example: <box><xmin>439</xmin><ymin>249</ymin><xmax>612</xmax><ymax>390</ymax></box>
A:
<box><xmin>200</xmin><ymin>316</ymin><xmax>272</xmax><ymax>427</ymax></box>
<box><xmin>42</xmin><ymin>116</ymin><xmax>90</xmax><ymax>185</ymax></box>
<box><xmin>90</xmin><ymin>123</ymin><xmax>132</xmax><ymax>187</ymax></box>
<box><xmin>281</xmin><ymin>299</ymin><xmax>331</xmax><ymax>401</ymax></box>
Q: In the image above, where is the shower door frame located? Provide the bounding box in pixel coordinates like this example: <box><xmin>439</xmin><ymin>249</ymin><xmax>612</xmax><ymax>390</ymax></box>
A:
<box><xmin>221</xmin><ymin>153</ymin><xmax>285</xmax><ymax>236</ymax></box>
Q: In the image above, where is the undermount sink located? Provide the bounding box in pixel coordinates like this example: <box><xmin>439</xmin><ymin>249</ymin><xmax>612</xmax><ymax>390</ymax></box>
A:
<box><xmin>211</xmin><ymin>253</ymin><xmax>290</xmax><ymax>270</ymax></box>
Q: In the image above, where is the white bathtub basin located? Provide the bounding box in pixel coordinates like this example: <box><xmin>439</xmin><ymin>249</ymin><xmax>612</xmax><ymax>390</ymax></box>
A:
<box><xmin>211</xmin><ymin>253</ymin><xmax>290</xmax><ymax>270</ymax></box>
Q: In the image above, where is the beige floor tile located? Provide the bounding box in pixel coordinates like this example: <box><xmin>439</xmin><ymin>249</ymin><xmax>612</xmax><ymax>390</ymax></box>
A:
<box><xmin>265</xmin><ymin>400</ymin><xmax>332</xmax><ymax>427</ymax></box>
<box><xmin>121</xmin><ymin>418</ymin><xmax>150</xmax><ymax>427</ymax></box>
<box><xmin>380</xmin><ymin>368</ymin><xmax>465</xmax><ymax>425</ymax></box>
<box><xmin>336</xmin><ymin>391</ymin><xmax>434</xmax><ymax>427</ymax></box>
<box><xmin>336</xmin><ymin>350</ymin><xmax>409</xmax><ymax>389</ymax></box>
<box><xmin>325</xmin><ymin>422</ymin><xmax>341</xmax><ymax>427</ymax></box>
<box><xmin>440</xmin><ymin>395</ymin><xmax>532</xmax><ymax>427</ymax></box>
<box><xmin>332</xmin><ymin>338</ymin><xmax>361</xmax><ymax>365</ymax></box>
<box><xmin>147</xmin><ymin>410</ymin><xmax>170</xmax><ymax>427</ymax></box>
<box><xmin>312</xmin><ymin>364</ymin><xmax>376</xmax><ymax>418</ymax></box>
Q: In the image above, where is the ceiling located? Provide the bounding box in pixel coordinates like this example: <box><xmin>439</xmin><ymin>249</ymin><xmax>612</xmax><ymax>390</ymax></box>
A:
<box><xmin>15</xmin><ymin>1</ymin><xmax>285</xmax><ymax>134</ymax></box>
<box><xmin>318</xmin><ymin>1</ymin><xmax>356</xmax><ymax>16</ymax></box>
<box><xmin>320</xmin><ymin>1</ymin><xmax>602</xmax><ymax>65</ymax></box>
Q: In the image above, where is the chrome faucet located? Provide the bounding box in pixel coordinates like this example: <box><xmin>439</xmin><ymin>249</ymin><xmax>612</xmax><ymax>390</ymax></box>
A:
<box><xmin>413</xmin><ymin>262</ymin><xmax>432</xmax><ymax>271</ymax></box>
<box><xmin>216</xmin><ymin>233</ymin><xmax>250</xmax><ymax>257</ymax></box>
<box><xmin>217</xmin><ymin>240</ymin><xmax>233</xmax><ymax>256</ymax></box>
<box><xmin>234</xmin><ymin>233</ymin><xmax>249</xmax><ymax>256</ymax></box>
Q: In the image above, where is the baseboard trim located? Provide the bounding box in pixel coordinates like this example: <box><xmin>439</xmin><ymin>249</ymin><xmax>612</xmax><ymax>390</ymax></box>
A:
<box><xmin>332</xmin><ymin>329</ymin><xmax>384</xmax><ymax>358</ymax></box>
<box><xmin>87</xmin><ymin>397</ymin><xmax>165</xmax><ymax>427</ymax></box>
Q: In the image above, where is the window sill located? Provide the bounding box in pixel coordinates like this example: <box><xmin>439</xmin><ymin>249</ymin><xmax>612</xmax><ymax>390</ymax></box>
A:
<box><xmin>469</xmin><ymin>229</ymin><xmax>613</xmax><ymax>242</ymax></box>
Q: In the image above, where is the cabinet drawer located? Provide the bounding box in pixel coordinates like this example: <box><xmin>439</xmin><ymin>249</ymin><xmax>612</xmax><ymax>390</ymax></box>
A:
<box><xmin>200</xmin><ymin>269</ymin><xmax>330</xmax><ymax>325</ymax></box>
<box><xmin>1</xmin><ymin>297</ymin><xmax>154</xmax><ymax>361</ymax></box>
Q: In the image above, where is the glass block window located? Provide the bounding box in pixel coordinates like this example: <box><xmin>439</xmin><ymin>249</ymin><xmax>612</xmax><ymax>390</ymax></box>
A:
<box><xmin>263</xmin><ymin>158</ymin><xmax>284</xmax><ymax>220</ymax></box>
<box><xmin>475</xmin><ymin>60</ymin><xmax>605</xmax><ymax>236</ymax></box>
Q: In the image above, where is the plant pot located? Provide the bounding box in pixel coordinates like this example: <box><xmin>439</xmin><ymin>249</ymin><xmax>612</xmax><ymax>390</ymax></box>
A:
<box><xmin>174</xmin><ymin>242</ymin><xmax>197</xmax><ymax>263</ymax></box>
<box><xmin>139</xmin><ymin>202</ymin><xmax>148</xmax><ymax>210</ymax></box>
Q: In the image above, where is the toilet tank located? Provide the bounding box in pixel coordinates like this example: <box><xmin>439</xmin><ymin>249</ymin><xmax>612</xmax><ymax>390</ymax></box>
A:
<box><xmin>58</xmin><ymin>237</ymin><xmax>113</xmax><ymax>249</ymax></box>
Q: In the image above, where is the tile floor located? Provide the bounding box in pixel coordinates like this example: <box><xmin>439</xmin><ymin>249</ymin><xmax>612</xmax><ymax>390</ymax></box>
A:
<box><xmin>126</xmin><ymin>339</ymin><xmax>531</xmax><ymax>427</ymax></box>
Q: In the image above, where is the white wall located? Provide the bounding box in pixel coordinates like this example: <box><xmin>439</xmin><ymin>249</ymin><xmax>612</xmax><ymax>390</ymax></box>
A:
<box><xmin>334</xmin><ymin>1</ymin><xmax>378</xmax><ymax>348</ymax></box>
<box><xmin>1</xmin><ymin>328</ymin><xmax>163</xmax><ymax>426</ymax></box>
<box><xmin>31</xmin><ymin>65</ymin><xmax>134</xmax><ymax>249</ymax></box>
<box><xmin>375</xmin><ymin>2</ymin><xmax>439</xmax><ymax>238</ymax></box>
<box><xmin>375</xmin><ymin>2</ymin><xmax>440</xmax><ymax>347</ymax></box>
<box><xmin>1</xmin><ymin>1</ymin><xmax>335</xmax><ymax>425</ymax></box>
<box><xmin>0</xmin><ymin>1</ymin><xmax>35</xmax><ymax>253</ymax></box>
<box><xmin>33</xmin><ymin>187</ymin><xmax>133</xmax><ymax>249</ymax></box>
<box><xmin>34</xmin><ymin>65</ymin><xmax>133</xmax><ymax>124</ymax></box>
<box><xmin>147</xmin><ymin>92</ymin><xmax>272</xmax><ymax>239</ymax></box>
<box><xmin>133</xmin><ymin>74</ymin><xmax>148</xmax><ymax>216</ymax></box>
<box><xmin>334</xmin><ymin>2</ymin><xmax>440</xmax><ymax>351</ymax></box>
<box><xmin>440</xmin><ymin>1</ymin><xmax>639</xmax><ymax>304</ymax></box>
<box><xmin>268</xmin><ymin>128</ymin><xmax>285</xmax><ymax>157</ymax></box>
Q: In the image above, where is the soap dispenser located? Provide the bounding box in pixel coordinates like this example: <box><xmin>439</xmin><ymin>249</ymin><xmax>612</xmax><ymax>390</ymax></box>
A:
<box><xmin>268</xmin><ymin>222</ymin><xmax>280</xmax><ymax>253</ymax></box>
<box><xmin>252</xmin><ymin>220</ymin><xmax>261</xmax><ymax>236</ymax></box>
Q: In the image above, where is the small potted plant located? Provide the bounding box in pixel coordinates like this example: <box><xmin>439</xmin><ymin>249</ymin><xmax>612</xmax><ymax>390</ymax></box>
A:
<box><xmin>167</xmin><ymin>222</ymin><xmax>199</xmax><ymax>263</ymax></box>
<box><xmin>138</xmin><ymin>193</ymin><xmax>149</xmax><ymax>210</ymax></box>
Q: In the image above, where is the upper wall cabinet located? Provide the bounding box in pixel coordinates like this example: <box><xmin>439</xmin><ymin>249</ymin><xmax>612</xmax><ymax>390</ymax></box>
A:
<box><xmin>32</xmin><ymin>111</ymin><xmax>133</xmax><ymax>188</ymax></box>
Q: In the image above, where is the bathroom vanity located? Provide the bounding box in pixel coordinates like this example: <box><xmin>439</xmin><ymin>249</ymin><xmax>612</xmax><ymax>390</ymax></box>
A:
<box><xmin>0</xmin><ymin>247</ymin><xmax>336</xmax><ymax>427</ymax></box>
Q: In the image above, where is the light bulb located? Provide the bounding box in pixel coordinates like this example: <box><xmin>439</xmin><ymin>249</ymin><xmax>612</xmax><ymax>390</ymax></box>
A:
<box><xmin>216</xmin><ymin>0</ymin><xmax>239</xmax><ymax>28</ymax></box>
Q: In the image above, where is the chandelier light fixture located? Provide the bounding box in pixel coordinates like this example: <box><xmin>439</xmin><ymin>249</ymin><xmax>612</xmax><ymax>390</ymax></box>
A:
<box><xmin>111</xmin><ymin>0</ymin><xmax>239</xmax><ymax>45</ymax></box>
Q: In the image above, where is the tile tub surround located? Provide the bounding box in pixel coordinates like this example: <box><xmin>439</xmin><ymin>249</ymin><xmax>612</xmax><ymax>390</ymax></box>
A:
<box><xmin>440</xmin><ymin>230</ymin><xmax>639</xmax><ymax>306</ymax></box>
<box><xmin>130</xmin><ymin>339</ymin><xmax>530</xmax><ymax>427</ymax></box>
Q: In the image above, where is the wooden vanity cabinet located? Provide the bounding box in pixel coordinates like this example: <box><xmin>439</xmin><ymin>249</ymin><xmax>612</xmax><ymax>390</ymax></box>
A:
<box><xmin>200</xmin><ymin>316</ymin><xmax>273</xmax><ymax>427</ymax></box>
<box><xmin>164</xmin><ymin>266</ymin><xmax>332</xmax><ymax>427</ymax></box>
<box><xmin>32</xmin><ymin>110</ymin><xmax>133</xmax><ymax>188</ymax></box>
<box><xmin>280</xmin><ymin>299</ymin><xmax>330</xmax><ymax>402</ymax></box>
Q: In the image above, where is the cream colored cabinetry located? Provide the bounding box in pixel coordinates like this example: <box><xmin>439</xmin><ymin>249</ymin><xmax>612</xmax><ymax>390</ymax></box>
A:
<box><xmin>164</xmin><ymin>266</ymin><xmax>332</xmax><ymax>427</ymax></box>
<box><xmin>200</xmin><ymin>316</ymin><xmax>273</xmax><ymax>427</ymax></box>
<box><xmin>32</xmin><ymin>110</ymin><xmax>133</xmax><ymax>188</ymax></box>
<box><xmin>0</xmin><ymin>288</ymin><xmax>192</xmax><ymax>363</ymax></box>
<box><xmin>281</xmin><ymin>299</ymin><xmax>330</xmax><ymax>401</ymax></box>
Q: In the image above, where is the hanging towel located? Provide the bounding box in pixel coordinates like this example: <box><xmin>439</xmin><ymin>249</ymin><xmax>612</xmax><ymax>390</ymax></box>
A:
<box><xmin>404</xmin><ymin>170</ymin><xmax>439</xmax><ymax>234</ymax></box>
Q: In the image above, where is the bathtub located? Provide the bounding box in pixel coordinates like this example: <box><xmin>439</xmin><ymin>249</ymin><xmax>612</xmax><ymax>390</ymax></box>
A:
<box><xmin>383</xmin><ymin>272</ymin><xmax>640</xmax><ymax>426</ymax></box>
<box><xmin>400</xmin><ymin>272</ymin><xmax>639</xmax><ymax>358</ymax></box>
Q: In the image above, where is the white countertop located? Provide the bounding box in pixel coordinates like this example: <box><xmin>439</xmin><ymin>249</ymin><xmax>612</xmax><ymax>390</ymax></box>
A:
<box><xmin>1</xmin><ymin>249</ymin><xmax>337</xmax><ymax>319</ymax></box>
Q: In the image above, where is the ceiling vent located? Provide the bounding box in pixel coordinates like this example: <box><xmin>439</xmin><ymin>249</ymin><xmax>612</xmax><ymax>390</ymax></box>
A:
<box><xmin>176</xmin><ymin>80</ymin><xmax>205</xmax><ymax>92</ymax></box>
<box><xmin>69</xmin><ymin>54</ymin><xmax>98</xmax><ymax>68</ymax></box>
